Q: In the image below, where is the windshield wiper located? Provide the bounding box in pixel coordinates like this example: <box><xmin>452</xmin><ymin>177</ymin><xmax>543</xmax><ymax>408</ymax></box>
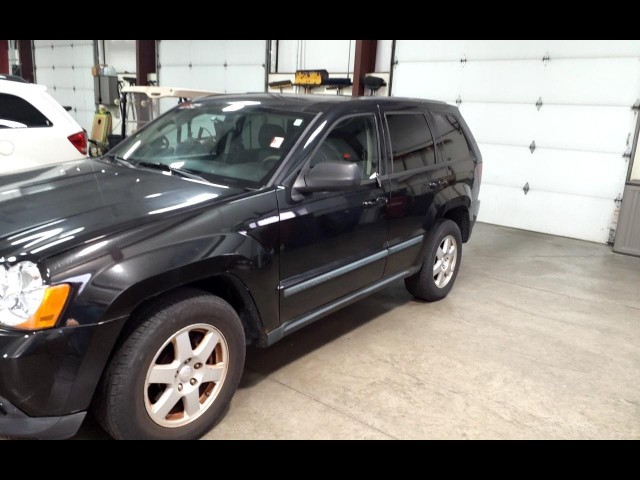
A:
<box><xmin>135</xmin><ymin>161</ymin><xmax>210</xmax><ymax>183</ymax></box>
<box><xmin>104</xmin><ymin>153</ymin><xmax>136</xmax><ymax>168</ymax></box>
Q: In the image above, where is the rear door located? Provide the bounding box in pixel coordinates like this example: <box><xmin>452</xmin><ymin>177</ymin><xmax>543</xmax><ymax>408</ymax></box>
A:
<box><xmin>381</xmin><ymin>108</ymin><xmax>451</xmax><ymax>277</ymax></box>
<box><xmin>277</xmin><ymin>112</ymin><xmax>389</xmax><ymax>323</ymax></box>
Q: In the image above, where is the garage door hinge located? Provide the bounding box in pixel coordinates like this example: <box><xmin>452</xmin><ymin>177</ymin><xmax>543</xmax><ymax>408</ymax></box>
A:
<box><xmin>536</xmin><ymin>97</ymin><xmax>543</xmax><ymax>110</ymax></box>
<box><xmin>523</xmin><ymin>182</ymin><xmax>530</xmax><ymax>195</ymax></box>
<box><xmin>542</xmin><ymin>53</ymin><xmax>550</xmax><ymax>65</ymax></box>
<box><xmin>456</xmin><ymin>95</ymin><xmax>462</xmax><ymax>106</ymax></box>
<box><xmin>529</xmin><ymin>141</ymin><xmax>536</xmax><ymax>153</ymax></box>
<box><xmin>460</xmin><ymin>55</ymin><xmax>467</xmax><ymax>66</ymax></box>
<box><xmin>632</xmin><ymin>99</ymin><xmax>640</xmax><ymax>111</ymax></box>
<box><xmin>623</xmin><ymin>149</ymin><xmax>631</xmax><ymax>160</ymax></box>
<box><xmin>614</xmin><ymin>194</ymin><xmax>622</xmax><ymax>205</ymax></box>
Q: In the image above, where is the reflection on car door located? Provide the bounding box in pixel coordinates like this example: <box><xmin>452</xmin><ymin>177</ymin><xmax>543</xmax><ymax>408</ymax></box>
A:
<box><xmin>277</xmin><ymin>113</ymin><xmax>389</xmax><ymax>323</ymax></box>
<box><xmin>382</xmin><ymin>110</ymin><xmax>451</xmax><ymax>277</ymax></box>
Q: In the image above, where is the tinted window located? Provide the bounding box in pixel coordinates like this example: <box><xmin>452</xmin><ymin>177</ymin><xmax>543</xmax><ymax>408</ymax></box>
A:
<box><xmin>0</xmin><ymin>93</ymin><xmax>52</xmax><ymax>128</ymax></box>
<box><xmin>386</xmin><ymin>113</ymin><xmax>435</xmax><ymax>172</ymax></box>
<box><xmin>432</xmin><ymin>113</ymin><xmax>472</xmax><ymax>162</ymax></box>
<box><xmin>310</xmin><ymin>115</ymin><xmax>379</xmax><ymax>180</ymax></box>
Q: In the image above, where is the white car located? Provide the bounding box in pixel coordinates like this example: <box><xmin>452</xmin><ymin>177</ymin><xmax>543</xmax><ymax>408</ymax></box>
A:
<box><xmin>0</xmin><ymin>75</ymin><xmax>87</xmax><ymax>174</ymax></box>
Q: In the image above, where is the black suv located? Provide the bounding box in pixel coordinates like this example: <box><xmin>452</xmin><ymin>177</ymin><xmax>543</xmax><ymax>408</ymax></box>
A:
<box><xmin>0</xmin><ymin>94</ymin><xmax>481</xmax><ymax>439</ymax></box>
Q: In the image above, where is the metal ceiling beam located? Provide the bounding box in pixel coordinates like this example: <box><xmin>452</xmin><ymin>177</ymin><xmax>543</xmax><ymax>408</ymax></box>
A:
<box><xmin>136</xmin><ymin>40</ymin><xmax>156</xmax><ymax>86</ymax></box>
<box><xmin>352</xmin><ymin>40</ymin><xmax>377</xmax><ymax>97</ymax></box>
<box><xmin>17</xmin><ymin>40</ymin><xmax>34</xmax><ymax>83</ymax></box>
<box><xmin>0</xmin><ymin>40</ymin><xmax>9</xmax><ymax>74</ymax></box>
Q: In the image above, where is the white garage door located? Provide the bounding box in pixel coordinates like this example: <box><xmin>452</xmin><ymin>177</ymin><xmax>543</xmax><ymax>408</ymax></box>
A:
<box><xmin>33</xmin><ymin>40</ymin><xmax>95</xmax><ymax>131</ymax></box>
<box><xmin>158</xmin><ymin>40</ymin><xmax>266</xmax><ymax>93</ymax></box>
<box><xmin>392</xmin><ymin>40</ymin><xmax>640</xmax><ymax>243</ymax></box>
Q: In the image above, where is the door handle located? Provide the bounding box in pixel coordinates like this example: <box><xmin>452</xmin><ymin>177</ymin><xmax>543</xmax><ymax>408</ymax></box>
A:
<box><xmin>363</xmin><ymin>196</ymin><xmax>388</xmax><ymax>208</ymax></box>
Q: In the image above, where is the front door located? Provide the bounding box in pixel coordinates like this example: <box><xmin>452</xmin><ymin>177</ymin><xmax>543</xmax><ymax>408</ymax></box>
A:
<box><xmin>277</xmin><ymin>113</ymin><xmax>388</xmax><ymax>323</ymax></box>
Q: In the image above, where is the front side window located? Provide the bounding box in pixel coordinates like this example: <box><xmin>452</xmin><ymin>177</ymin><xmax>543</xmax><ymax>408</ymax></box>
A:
<box><xmin>109</xmin><ymin>102</ymin><xmax>314</xmax><ymax>187</ymax></box>
<box><xmin>431</xmin><ymin>113</ymin><xmax>472</xmax><ymax>163</ymax></box>
<box><xmin>0</xmin><ymin>93</ymin><xmax>52</xmax><ymax>128</ymax></box>
<box><xmin>386</xmin><ymin>113</ymin><xmax>435</xmax><ymax>172</ymax></box>
<box><xmin>309</xmin><ymin>115</ymin><xmax>379</xmax><ymax>180</ymax></box>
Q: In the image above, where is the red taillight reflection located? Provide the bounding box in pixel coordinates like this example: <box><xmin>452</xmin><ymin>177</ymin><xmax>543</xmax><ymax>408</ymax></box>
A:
<box><xmin>68</xmin><ymin>131</ymin><xmax>87</xmax><ymax>155</ymax></box>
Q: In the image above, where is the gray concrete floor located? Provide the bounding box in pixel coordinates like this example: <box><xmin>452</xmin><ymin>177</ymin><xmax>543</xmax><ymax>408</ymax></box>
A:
<box><xmin>72</xmin><ymin>223</ymin><xmax>640</xmax><ymax>439</ymax></box>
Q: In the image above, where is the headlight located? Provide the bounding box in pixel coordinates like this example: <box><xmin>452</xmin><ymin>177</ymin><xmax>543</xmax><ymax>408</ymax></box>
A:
<box><xmin>0</xmin><ymin>262</ymin><xmax>70</xmax><ymax>330</ymax></box>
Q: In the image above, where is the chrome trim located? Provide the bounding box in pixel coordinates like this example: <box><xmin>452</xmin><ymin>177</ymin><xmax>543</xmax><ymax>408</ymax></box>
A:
<box><xmin>388</xmin><ymin>234</ymin><xmax>424</xmax><ymax>255</ymax></box>
<box><xmin>283</xmin><ymin>250</ymin><xmax>387</xmax><ymax>298</ymax></box>
<box><xmin>283</xmin><ymin>235</ymin><xmax>424</xmax><ymax>297</ymax></box>
<box><xmin>268</xmin><ymin>270</ymin><xmax>410</xmax><ymax>345</ymax></box>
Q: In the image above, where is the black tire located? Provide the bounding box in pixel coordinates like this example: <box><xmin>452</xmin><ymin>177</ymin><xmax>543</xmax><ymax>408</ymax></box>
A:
<box><xmin>94</xmin><ymin>288</ymin><xmax>245</xmax><ymax>440</ymax></box>
<box><xmin>405</xmin><ymin>219</ymin><xmax>463</xmax><ymax>302</ymax></box>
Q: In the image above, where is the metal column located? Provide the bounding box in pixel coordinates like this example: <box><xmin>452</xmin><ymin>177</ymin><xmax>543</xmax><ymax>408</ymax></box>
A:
<box><xmin>351</xmin><ymin>40</ymin><xmax>377</xmax><ymax>97</ymax></box>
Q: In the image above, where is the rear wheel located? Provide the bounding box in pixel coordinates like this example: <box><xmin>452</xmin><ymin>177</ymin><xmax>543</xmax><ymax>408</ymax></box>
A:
<box><xmin>405</xmin><ymin>219</ymin><xmax>462</xmax><ymax>301</ymax></box>
<box><xmin>95</xmin><ymin>289</ymin><xmax>245</xmax><ymax>440</ymax></box>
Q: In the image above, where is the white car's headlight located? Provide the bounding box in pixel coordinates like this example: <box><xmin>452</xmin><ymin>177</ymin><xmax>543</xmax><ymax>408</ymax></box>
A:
<box><xmin>0</xmin><ymin>262</ymin><xmax>70</xmax><ymax>330</ymax></box>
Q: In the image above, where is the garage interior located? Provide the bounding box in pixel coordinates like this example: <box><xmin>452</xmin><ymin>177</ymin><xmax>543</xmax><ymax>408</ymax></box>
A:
<box><xmin>1</xmin><ymin>40</ymin><xmax>639</xmax><ymax>439</ymax></box>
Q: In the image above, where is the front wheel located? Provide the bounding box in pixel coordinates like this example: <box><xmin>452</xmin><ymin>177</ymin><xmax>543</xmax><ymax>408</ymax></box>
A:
<box><xmin>94</xmin><ymin>289</ymin><xmax>245</xmax><ymax>440</ymax></box>
<box><xmin>405</xmin><ymin>219</ymin><xmax>463</xmax><ymax>302</ymax></box>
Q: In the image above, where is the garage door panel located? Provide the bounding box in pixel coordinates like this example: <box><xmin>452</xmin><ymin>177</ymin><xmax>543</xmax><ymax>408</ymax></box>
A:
<box><xmin>480</xmin><ymin>144</ymin><xmax>626</xmax><ymax>199</ymax></box>
<box><xmin>225</xmin><ymin>40</ymin><xmax>265</xmax><ymax>64</ymax></box>
<box><xmin>542</xmin><ymin>58</ymin><xmax>640</xmax><ymax>106</ymax></box>
<box><xmin>543</xmin><ymin>40</ymin><xmax>640</xmax><ymax>58</ymax></box>
<box><xmin>159</xmin><ymin>40</ymin><xmax>191</xmax><ymax>65</ymax></box>
<box><xmin>397</xmin><ymin>40</ymin><xmax>640</xmax><ymax>63</ymax></box>
<box><xmin>72</xmin><ymin>45</ymin><xmax>93</xmax><ymax>68</ymax></box>
<box><xmin>189</xmin><ymin>40</ymin><xmax>226</xmax><ymax>65</ymax></box>
<box><xmin>477</xmin><ymin>144</ymin><xmax>528</xmax><ymax>187</ymax></box>
<box><xmin>464</xmin><ymin>41</ymin><xmax>550</xmax><ymax>60</ymax></box>
<box><xmin>224</xmin><ymin>65</ymin><xmax>264</xmax><ymax>93</ymax></box>
<box><xmin>478</xmin><ymin>184</ymin><xmax>613</xmax><ymax>243</ymax></box>
<box><xmin>536</xmin><ymin>105</ymin><xmax>632</xmax><ymax>154</ymax></box>
<box><xmin>393</xmin><ymin>62</ymin><xmax>460</xmax><ymax>102</ymax></box>
<box><xmin>461</xmin><ymin>103</ymin><xmax>633</xmax><ymax>153</ymax></box>
<box><xmin>460</xmin><ymin>61</ymin><xmax>544</xmax><ymax>104</ymax></box>
<box><xmin>52</xmin><ymin>46</ymin><xmax>74</xmax><ymax>67</ymax></box>
<box><xmin>159</xmin><ymin>40</ymin><xmax>265</xmax><ymax>94</ymax></box>
<box><xmin>460</xmin><ymin>103</ymin><xmax>538</xmax><ymax>147</ymax></box>
<box><xmin>395</xmin><ymin>40</ymin><xmax>467</xmax><ymax>62</ymax></box>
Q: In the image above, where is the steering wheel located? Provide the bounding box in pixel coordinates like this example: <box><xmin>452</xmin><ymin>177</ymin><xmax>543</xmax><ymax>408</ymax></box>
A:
<box><xmin>156</xmin><ymin>135</ymin><xmax>169</xmax><ymax>149</ymax></box>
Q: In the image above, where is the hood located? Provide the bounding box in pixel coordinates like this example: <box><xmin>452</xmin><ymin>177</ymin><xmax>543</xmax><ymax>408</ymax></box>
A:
<box><xmin>0</xmin><ymin>158</ymin><xmax>243</xmax><ymax>262</ymax></box>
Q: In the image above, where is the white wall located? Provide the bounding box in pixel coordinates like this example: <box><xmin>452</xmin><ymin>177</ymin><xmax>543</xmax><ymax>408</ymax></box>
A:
<box><xmin>103</xmin><ymin>40</ymin><xmax>136</xmax><ymax>74</ymax></box>
<box><xmin>392</xmin><ymin>40</ymin><xmax>640</xmax><ymax>243</ymax></box>
<box><xmin>375</xmin><ymin>40</ymin><xmax>393</xmax><ymax>72</ymax></box>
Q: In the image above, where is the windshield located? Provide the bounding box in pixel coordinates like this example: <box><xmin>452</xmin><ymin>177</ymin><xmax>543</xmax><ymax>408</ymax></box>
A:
<box><xmin>109</xmin><ymin>101</ymin><xmax>314</xmax><ymax>187</ymax></box>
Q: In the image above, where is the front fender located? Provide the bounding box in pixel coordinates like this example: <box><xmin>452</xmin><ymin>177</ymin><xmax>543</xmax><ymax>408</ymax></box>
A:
<box><xmin>46</xmin><ymin>190</ymin><xmax>280</xmax><ymax>331</ymax></box>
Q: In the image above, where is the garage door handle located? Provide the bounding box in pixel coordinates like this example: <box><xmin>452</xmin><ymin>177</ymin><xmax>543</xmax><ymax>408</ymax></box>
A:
<box><xmin>363</xmin><ymin>197</ymin><xmax>388</xmax><ymax>208</ymax></box>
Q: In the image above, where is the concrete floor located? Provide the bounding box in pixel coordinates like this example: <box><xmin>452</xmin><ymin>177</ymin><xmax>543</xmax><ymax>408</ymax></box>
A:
<box><xmin>71</xmin><ymin>223</ymin><xmax>640</xmax><ymax>439</ymax></box>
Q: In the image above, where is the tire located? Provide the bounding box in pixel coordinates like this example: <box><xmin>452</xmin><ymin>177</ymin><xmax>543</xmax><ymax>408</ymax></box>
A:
<box><xmin>405</xmin><ymin>219</ymin><xmax>463</xmax><ymax>302</ymax></box>
<box><xmin>94</xmin><ymin>288</ymin><xmax>246</xmax><ymax>440</ymax></box>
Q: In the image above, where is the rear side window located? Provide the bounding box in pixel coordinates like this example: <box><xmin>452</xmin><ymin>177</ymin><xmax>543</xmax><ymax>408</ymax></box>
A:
<box><xmin>0</xmin><ymin>93</ymin><xmax>52</xmax><ymax>129</ymax></box>
<box><xmin>431</xmin><ymin>113</ymin><xmax>472</xmax><ymax>162</ymax></box>
<box><xmin>386</xmin><ymin>113</ymin><xmax>435</xmax><ymax>172</ymax></box>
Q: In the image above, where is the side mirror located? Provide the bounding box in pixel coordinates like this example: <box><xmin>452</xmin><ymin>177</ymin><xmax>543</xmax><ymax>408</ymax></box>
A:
<box><xmin>296</xmin><ymin>161</ymin><xmax>361</xmax><ymax>193</ymax></box>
